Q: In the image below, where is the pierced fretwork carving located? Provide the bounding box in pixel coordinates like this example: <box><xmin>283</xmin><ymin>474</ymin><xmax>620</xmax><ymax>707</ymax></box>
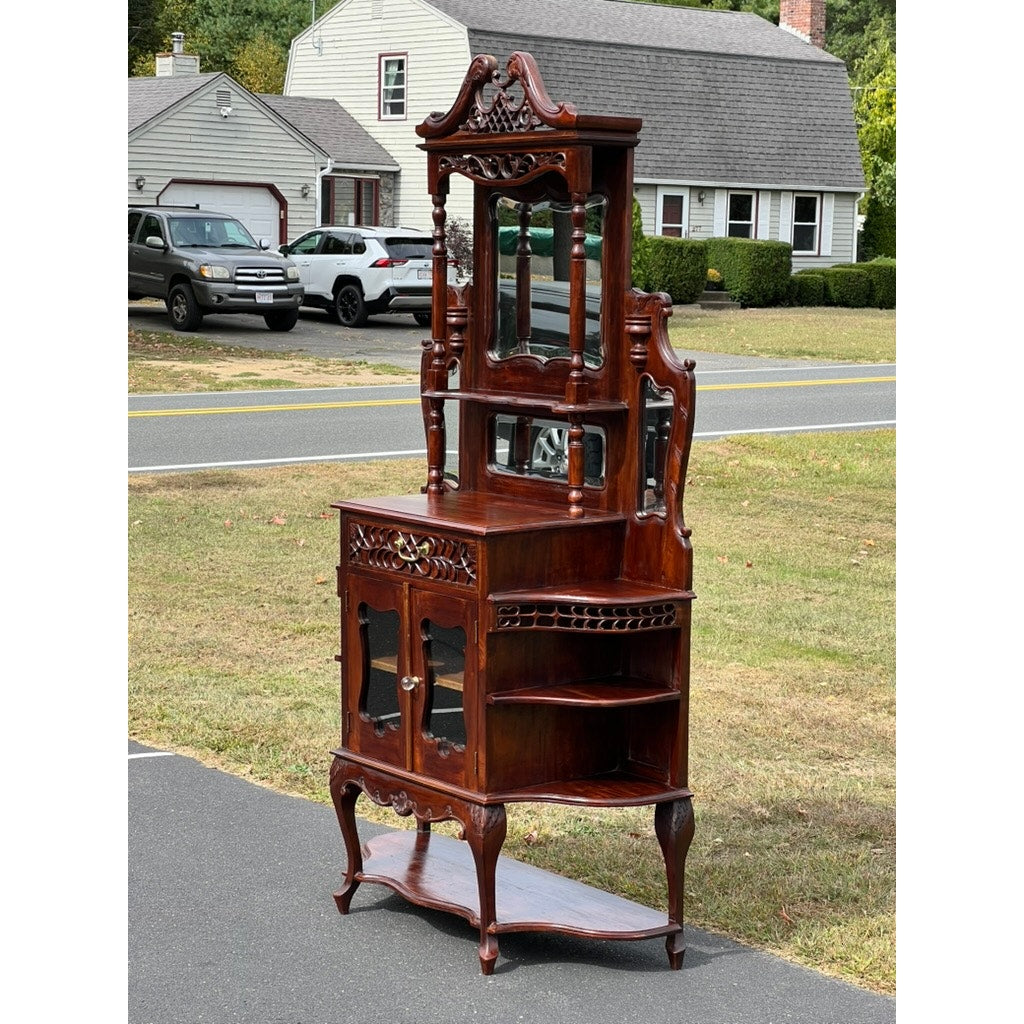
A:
<box><xmin>348</xmin><ymin>522</ymin><xmax>477</xmax><ymax>585</ymax></box>
<box><xmin>495</xmin><ymin>602</ymin><xmax>680</xmax><ymax>631</ymax></box>
<box><xmin>438</xmin><ymin>151</ymin><xmax>566</xmax><ymax>185</ymax></box>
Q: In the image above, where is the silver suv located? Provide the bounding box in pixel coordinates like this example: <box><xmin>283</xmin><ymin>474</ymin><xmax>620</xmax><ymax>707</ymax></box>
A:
<box><xmin>281</xmin><ymin>226</ymin><xmax>456</xmax><ymax>327</ymax></box>
<box><xmin>128</xmin><ymin>205</ymin><xmax>304</xmax><ymax>332</ymax></box>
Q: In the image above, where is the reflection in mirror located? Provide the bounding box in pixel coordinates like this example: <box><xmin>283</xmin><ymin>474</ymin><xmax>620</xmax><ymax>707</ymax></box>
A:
<box><xmin>640</xmin><ymin>379</ymin><xmax>674</xmax><ymax>515</ymax></box>
<box><xmin>490</xmin><ymin>414</ymin><xmax>605</xmax><ymax>486</ymax></box>
<box><xmin>491</xmin><ymin>195</ymin><xmax>604</xmax><ymax>367</ymax></box>
<box><xmin>360</xmin><ymin>605</ymin><xmax>401</xmax><ymax>736</ymax></box>
<box><xmin>422</xmin><ymin>620</ymin><xmax>466</xmax><ymax>751</ymax></box>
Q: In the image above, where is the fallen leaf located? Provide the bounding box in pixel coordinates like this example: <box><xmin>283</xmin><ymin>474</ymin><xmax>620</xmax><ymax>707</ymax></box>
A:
<box><xmin>780</xmin><ymin>906</ymin><xmax>794</xmax><ymax>925</ymax></box>
<box><xmin>863</xmin><ymin>539</ymin><xmax>875</xmax><ymax>547</ymax></box>
<box><xmin>224</xmin><ymin>519</ymin><xmax>233</xmax><ymax>528</ymax></box>
<box><xmin>523</xmin><ymin>829</ymin><xmax>539</xmax><ymax>846</ymax></box>
<box><xmin>745</xmin><ymin>560</ymin><xmax>753</xmax><ymax>568</ymax></box>
<box><xmin>314</xmin><ymin>575</ymin><xmax>328</xmax><ymax>585</ymax></box>
<box><xmin>716</xmin><ymin>555</ymin><xmax>729</xmax><ymax>564</ymax></box>
<box><xmin>269</xmin><ymin>515</ymin><xmax>287</xmax><ymax>525</ymax></box>
<box><xmin>319</xmin><ymin>511</ymin><xmax>336</xmax><ymax>519</ymax></box>
<box><xmin>297</xmin><ymin>538</ymin><xmax>306</xmax><ymax>547</ymax></box>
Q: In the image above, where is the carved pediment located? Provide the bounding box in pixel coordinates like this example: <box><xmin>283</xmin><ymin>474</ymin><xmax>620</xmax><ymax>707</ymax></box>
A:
<box><xmin>417</xmin><ymin>51</ymin><xmax>578</xmax><ymax>139</ymax></box>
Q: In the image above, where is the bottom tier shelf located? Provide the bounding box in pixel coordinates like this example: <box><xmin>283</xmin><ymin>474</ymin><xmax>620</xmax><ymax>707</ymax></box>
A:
<box><xmin>357</xmin><ymin>830</ymin><xmax>678</xmax><ymax>941</ymax></box>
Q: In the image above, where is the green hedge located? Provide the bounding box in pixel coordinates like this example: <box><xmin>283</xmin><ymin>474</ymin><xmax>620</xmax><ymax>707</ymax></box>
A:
<box><xmin>705</xmin><ymin>237</ymin><xmax>792</xmax><ymax>307</ymax></box>
<box><xmin>859</xmin><ymin>258</ymin><xmax>896</xmax><ymax>309</ymax></box>
<box><xmin>645</xmin><ymin>236</ymin><xmax>707</xmax><ymax>304</ymax></box>
<box><xmin>821</xmin><ymin>267</ymin><xmax>872</xmax><ymax>307</ymax></box>
<box><xmin>790</xmin><ymin>272</ymin><xmax>826</xmax><ymax>306</ymax></box>
<box><xmin>631</xmin><ymin>195</ymin><xmax>652</xmax><ymax>291</ymax></box>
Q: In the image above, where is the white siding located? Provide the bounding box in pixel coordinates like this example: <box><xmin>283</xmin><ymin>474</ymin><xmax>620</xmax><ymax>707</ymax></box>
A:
<box><xmin>128</xmin><ymin>80</ymin><xmax>322</xmax><ymax>241</ymax></box>
<box><xmin>286</xmin><ymin>0</ymin><xmax>474</xmax><ymax>230</ymax></box>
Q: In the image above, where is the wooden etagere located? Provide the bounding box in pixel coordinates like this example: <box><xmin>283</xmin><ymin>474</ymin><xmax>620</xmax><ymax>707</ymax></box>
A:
<box><xmin>329</xmin><ymin>51</ymin><xmax>698</xmax><ymax>974</ymax></box>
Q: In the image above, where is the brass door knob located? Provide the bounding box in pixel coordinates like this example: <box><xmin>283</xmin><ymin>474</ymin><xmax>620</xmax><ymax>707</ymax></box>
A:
<box><xmin>400</xmin><ymin>675</ymin><xmax>421</xmax><ymax>692</ymax></box>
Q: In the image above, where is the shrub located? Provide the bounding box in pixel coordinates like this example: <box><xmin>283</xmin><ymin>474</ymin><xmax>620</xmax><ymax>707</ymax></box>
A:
<box><xmin>705</xmin><ymin>237</ymin><xmax>792</xmax><ymax>307</ymax></box>
<box><xmin>631</xmin><ymin>195</ymin><xmax>652</xmax><ymax>291</ymax></box>
<box><xmin>862</xmin><ymin>257</ymin><xmax>896</xmax><ymax>309</ymax></box>
<box><xmin>706</xmin><ymin>267</ymin><xmax>724</xmax><ymax>291</ymax></box>
<box><xmin>645</xmin><ymin>236</ymin><xmax>707</xmax><ymax>304</ymax></box>
<box><xmin>821</xmin><ymin>267</ymin><xmax>872</xmax><ymax>307</ymax></box>
<box><xmin>790</xmin><ymin>272</ymin><xmax>826</xmax><ymax>306</ymax></box>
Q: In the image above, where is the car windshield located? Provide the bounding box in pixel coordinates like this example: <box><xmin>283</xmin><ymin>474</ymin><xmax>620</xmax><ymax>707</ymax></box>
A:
<box><xmin>383</xmin><ymin>238</ymin><xmax>432</xmax><ymax>260</ymax></box>
<box><xmin>169</xmin><ymin>216</ymin><xmax>258</xmax><ymax>249</ymax></box>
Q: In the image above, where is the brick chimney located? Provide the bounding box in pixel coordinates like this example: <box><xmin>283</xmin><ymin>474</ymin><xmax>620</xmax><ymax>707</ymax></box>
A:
<box><xmin>155</xmin><ymin>32</ymin><xmax>200</xmax><ymax>76</ymax></box>
<box><xmin>779</xmin><ymin>0</ymin><xmax>826</xmax><ymax>50</ymax></box>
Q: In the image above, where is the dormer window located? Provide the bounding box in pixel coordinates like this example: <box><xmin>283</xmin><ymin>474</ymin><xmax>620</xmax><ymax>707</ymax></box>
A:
<box><xmin>379</xmin><ymin>54</ymin><xmax>406</xmax><ymax>119</ymax></box>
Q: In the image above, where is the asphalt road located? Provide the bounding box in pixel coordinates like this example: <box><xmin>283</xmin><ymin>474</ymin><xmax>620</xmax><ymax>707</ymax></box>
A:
<box><xmin>128</xmin><ymin>303</ymin><xmax>895</xmax><ymax>473</ymax></box>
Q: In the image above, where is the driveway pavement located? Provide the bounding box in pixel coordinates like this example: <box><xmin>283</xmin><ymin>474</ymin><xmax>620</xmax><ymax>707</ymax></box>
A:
<box><xmin>129</xmin><ymin>740</ymin><xmax>895</xmax><ymax>1024</ymax></box>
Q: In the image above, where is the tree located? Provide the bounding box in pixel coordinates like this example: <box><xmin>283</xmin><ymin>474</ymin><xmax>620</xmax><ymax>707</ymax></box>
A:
<box><xmin>852</xmin><ymin>21</ymin><xmax>896</xmax><ymax>256</ymax></box>
<box><xmin>232</xmin><ymin>31</ymin><xmax>288</xmax><ymax>94</ymax></box>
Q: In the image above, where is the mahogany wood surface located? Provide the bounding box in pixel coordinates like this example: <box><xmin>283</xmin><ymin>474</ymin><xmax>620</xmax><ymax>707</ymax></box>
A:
<box><xmin>330</xmin><ymin>51</ymin><xmax>697</xmax><ymax>973</ymax></box>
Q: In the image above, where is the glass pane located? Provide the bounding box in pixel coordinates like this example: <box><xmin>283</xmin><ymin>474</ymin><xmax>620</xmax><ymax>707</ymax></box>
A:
<box><xmin>422</xmin><ymin>621</ymin><xmax>466</xmax><ymax>751</ymax></box>
<box><xmin>727</xmin><ymin>223</ymin><xmax>752</xmax><ymax>238</ymax></box>
<box><xmin>491</xmin><ymin>195</ymin><xmax>604</xmax><ymax>367</ymax></box>
<box><xmin>794</xmin><ymin>195</ymin><xmax>818</xmax><ymax>222</ymax></box>
<box><xmin>792</xmin><ymin>224</ymin><xmax>816</xmax><ymax>252</ymax></box>
<box><xmin>729</xmin><ymin>193</ymin><xmax>753</xmax><ymax>221</ymax></box>
<box><xmin>333</xmin><ymin>177</ymin><xmax>356</xmax><ymax>227</ymax></box>
<box><xmin>661</xmin><ymin>195</ymin><xmax>683</xmax><ymax>225</ymax></box>
<box><xmin>360</xmin><ymin>605</ymin><xmax>401</xmax><ymax>736</ymax></box>
<box><xmin>662</xmin><ymin>225</ymin><xmax>682</xmax><ymax>238</ymax></box>
<box><xmin>360</xmin><ymin>181</ymin><xmax>376</xmax><ymax>225</ymax></box>
<box><xmin>640</xmin><ymin>379</ymin><xmax>674</xmax><ymax>515</ymax></box>
<box><xmin>490</xmin><ymin>415</ymin><xmax>605</xmax><ymax>486</ymax></box>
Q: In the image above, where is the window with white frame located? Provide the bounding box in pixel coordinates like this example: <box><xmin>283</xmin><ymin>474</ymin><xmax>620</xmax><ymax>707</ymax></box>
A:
<box><xmin>792</xmin><ymin>194</ymin><xmax>820</xmax><ymax>254</ymax></box>
<box><xmin>727</xmin><ymin>192</ymin><xmax>755</xmax><ymax>238</ymax></box>
<box><xmin>379</xmin><ymin>54</ymin><xmax>406</xmax><ymax>119</ymax></box>
<box><xmin>657</xmin><ymin>192</ymin><xmax>687</xmax><ymax>237</ymax></box>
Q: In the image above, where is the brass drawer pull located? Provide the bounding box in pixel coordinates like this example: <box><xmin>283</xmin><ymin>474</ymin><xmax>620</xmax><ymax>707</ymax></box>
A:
<box><xmin>400</xmin><ymin>675</ymin><xmax>421</xmax><ymax>692</ymax></box>
<box><xmin>394</xmin><ymin>537</ymin><xmax>430</xmax><ymax>563</ymax></box>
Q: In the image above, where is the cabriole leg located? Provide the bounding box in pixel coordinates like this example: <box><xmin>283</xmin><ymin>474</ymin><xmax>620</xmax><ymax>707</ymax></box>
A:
<box><xmin>464</xmin><ymin>803</ymin><xmax>507</xmax><ymax>975</ymax></box>
<box><xmin>655</xmin><ymin>796</ymin><xmax>695</xmax><ymax>969</ymax></box>
<box><xmin>329</xmin><ymin>758</ymin><xmax>363</xmax><ymax>914</ymax></box>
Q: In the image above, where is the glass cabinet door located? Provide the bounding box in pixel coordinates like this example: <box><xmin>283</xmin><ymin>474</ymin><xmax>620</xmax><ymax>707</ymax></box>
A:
<box><xmin>410</xmin><ymin>590</ymin><xmax>473</xmax><ymax>786</ymax></box>
<box><xmin>344</xmin><ymin>577</ymin><xmax>405</xmax><ymax>766</ymax></box>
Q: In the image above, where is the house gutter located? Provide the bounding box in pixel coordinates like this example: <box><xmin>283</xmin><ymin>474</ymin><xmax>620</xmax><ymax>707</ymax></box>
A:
<box><xmin>315</xmin><ymin>158</ymin><xmax>335</xmax><ymax>225</ymax></box>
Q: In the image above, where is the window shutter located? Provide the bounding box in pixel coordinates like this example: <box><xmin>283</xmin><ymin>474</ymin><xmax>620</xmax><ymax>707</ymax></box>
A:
<box><xmin>820</xmin><ymin>193</ymin><xmax>834</xmax><ymax>257</ymax></box>
<box><xmin>779</xmin><ymin>191</ymin><xmax>794</xmax><ymax>244</ymax></box>
<box><xmin>757</xmin><ymin>191</ymin><xmax>771</xmax><ymax>240</ymax></box>
<box><xmin>712</xmin><ymin>189</ymin><xmax>727</xmax><ymax>237</ymax></box>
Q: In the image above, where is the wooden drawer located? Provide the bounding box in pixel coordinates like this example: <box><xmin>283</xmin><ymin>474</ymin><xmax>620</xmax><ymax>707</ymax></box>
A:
<box><xmin>345</xmin><ymin>517</ymin><xmax>478</xmax><ymax>590</ymax></box>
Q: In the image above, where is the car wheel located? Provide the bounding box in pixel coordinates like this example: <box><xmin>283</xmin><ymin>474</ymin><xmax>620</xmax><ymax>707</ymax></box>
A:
<box><xmin>532</xmin><ymin>427</ymin><xmax>570</xmax><ymax>477</ymax></box>
<box><xmin>168</xmin><ymin>283</ymin><xmax>203</xmax><ymax>332</ymax></box>
<box><xmin>335</xmin><ymin>284</ymin><xmax>367</xmax><ymax>327</ymax></box>
<box><xmin>264</xmin><ymin>309</ymin><xmax>299</xmax><ymax>332</ymax></box>
<box><xmin>413</xmin><ymin>311</ymin><xmax>432</xmax><ymax>328</ymax></box>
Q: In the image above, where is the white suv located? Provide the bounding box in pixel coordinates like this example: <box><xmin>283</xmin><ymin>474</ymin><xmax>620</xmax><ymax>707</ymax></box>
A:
<box><xmin>281</xmin><ymin>226</ymin><xmax>455</xmax><ymax>327</ymax></box>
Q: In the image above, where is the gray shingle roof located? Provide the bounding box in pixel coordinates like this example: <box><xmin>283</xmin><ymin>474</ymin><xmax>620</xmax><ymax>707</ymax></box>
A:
<box><xmin>128</xmin><ymin>72</ymin><xmax>222</xmax><ymax>133</ymax></box>
<box><xmin>427</xmin><ymin>0</ymin><xmax>864</xmax><ymax>191</ymax></box>
<box><xmin>258</xmin><ymin>94</ymin><xmax>399</xmax><ymax>170</ymax></box>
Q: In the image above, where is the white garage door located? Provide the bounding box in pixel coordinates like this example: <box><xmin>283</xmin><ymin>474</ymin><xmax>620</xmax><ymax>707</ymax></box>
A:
<box><xmin>161</xmin><ymin>183</ymin><xmax>280</xmax><ymax>244</ymax></box>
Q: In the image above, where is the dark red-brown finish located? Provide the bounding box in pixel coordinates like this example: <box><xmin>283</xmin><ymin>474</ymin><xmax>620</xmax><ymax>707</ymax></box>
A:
<box><xmin>329</xmin><ymin>52</ymin><xmax>697</xmax><ymax>974</ymax></box>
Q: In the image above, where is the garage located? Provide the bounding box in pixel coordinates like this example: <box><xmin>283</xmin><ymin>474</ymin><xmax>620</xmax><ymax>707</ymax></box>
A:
<box><xmin>160</xmin><ymin>182</ymin><xmax>282</xmax><ymax>244</ymax></box>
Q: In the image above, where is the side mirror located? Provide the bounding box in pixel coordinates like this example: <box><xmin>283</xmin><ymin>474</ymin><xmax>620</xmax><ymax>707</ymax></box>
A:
<box><xmin>145</xmin><ymin>235</ymin><xmax>166</xmax><ymax>250</ymax></box>
<box><xmin>279</xmin><ymin>244</ymin><xmax>291</xmax><ymax>255</ymax></box>
<box><xmin>259</xmin><ymin>238</ymin><xmax>271</xmax><ymax>250</ymax></box>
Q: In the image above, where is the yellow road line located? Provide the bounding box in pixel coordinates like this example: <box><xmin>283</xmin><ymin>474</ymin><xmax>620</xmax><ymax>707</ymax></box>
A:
<box><xmin>128</xmin><ymin>376</ymin><xmax>895</xmax><ymax>418</ymax></box>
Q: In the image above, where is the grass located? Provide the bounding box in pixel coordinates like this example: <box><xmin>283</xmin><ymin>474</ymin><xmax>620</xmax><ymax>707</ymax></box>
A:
<box><xmin>128</xmin><ymin>430</ymin><xmax>895</xmax><ymax>994</ymax></box>
<box><xmin>128</xmin><ymin>326</ymin><xmax>415</xmax><ymax>393</ymax></box>
<box><xmin>667</xmin><ymin>307</ymin><xmax>895</xmax><ymax>363</ymax></box>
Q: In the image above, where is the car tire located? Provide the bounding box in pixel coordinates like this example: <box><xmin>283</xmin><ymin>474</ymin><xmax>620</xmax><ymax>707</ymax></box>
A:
<box><xmin>168</xmin><ymin>283</ymin><xmax>203</xmax><ymax>332</ymax></box>
<box><xmin>264</xmin><ymin>309</ymin><xmax>299</xmax><ymax>332</ymax></box>
<box><xmin>413</xmin><ymin>312</ymin><xmax>432</xmax><ymax>328</ymax></box>
<box><xmin>335</xmin><ymin>284</ymin><xmax>368</xmax><ymax>327</ymax></box>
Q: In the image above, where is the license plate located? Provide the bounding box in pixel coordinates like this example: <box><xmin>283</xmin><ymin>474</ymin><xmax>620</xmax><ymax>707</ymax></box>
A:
<box><xmin>255</xmin><ymin>291</ymin><xmax>273</xmax><ymax>304</ymax></box>
<box><xmin>417</xmin><ymin>269</ymin><xmax>431</xmax><ymax>280</ymax></box>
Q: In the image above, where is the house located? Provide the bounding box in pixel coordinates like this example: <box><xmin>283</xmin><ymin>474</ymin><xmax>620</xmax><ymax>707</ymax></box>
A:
<box><xmin>283</xmin><ymin>0</ymin><xmax>864</xmax><ymax>269</ymax></box>
<box><xmin>128</xmin><ymin>33</ymin><xmax>399</xmax><ymax>244</ymax></box>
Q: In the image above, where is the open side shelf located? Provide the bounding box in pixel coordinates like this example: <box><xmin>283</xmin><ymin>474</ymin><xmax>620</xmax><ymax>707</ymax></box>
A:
<box><xmin>487</xmin><ymin>680</ymin><xmax>679</xmax><ymax>707</ymax></box>
<box><xmin>422</xmin><ymin>388</ymin><xmax>627</xmax><ymax>414</ymax></box>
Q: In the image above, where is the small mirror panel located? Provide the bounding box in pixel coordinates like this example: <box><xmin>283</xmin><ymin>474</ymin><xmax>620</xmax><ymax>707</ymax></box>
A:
<box><xmin>359</xmin><ymin>605</ymin><xmax>401</xmax><ymax>736</ymax></box>
<box><xmin>490</xmin><ymin>414</ymin><xmax>605</xmax><ymax>486</ymax></box>
<box><xmin>639</xmin><ymin>380</ymin><xmax>674</xmax><ymax>515</ymax></box>
<box><xmin>490</xmin><ymin>196</ymin><xmax>604</xmax><ymax>367</ymax></box>
<box><xmin>421</xmin><ymin>620</ymin><xmax>467</xmax><ymax>752</ymax></box>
